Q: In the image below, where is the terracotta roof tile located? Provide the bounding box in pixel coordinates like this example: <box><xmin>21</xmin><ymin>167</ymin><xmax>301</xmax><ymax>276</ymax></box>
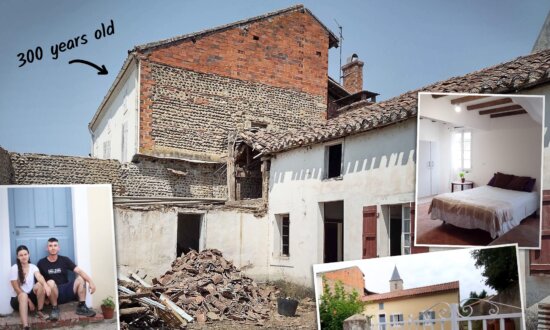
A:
<box><xmin>241</xmin><ymin>49</ymin><xmax>550</xmax><ymax>155</ymax></box>
<box><xmin>361</xmin><ymin>281</ymin><xmax>459</xmax><ymax>302</ymax></box>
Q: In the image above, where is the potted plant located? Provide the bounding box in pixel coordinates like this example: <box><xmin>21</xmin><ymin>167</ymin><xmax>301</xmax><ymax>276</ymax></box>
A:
<box><xmin>459</xmin><ymin>172</ymin><xmax>465</xmax><ymax>183</ymax></box>
<box><xmin>101</xmin><ymin>296</ymin><xmax>116</xmax><ymax>319</ymax></box>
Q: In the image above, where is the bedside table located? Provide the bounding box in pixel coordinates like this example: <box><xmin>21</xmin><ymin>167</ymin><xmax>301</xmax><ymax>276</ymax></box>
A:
<box><xmin>451</xmin><ymin>181</ymin><xmax>473</xmax><ymax>192</ymax></box>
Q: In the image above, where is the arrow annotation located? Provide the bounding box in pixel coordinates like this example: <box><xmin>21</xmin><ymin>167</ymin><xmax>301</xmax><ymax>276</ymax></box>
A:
<box><xmin>68</xmin><ymin>59</ymin><xmax>108</xmax><ymax>75</ymax></box>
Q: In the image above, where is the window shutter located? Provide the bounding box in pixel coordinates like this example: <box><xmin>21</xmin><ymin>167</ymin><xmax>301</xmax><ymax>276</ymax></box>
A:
<box><xmin>410</xmin><ymin>203</ymin><xmax>429</xmax><ymax>254</ymax></box>
<box><xmin>362</xmin><ymin>205</ymin><xmax>377</xmax><ymax>258</ymax></box>
<box><xmin>530</xmin><ymin>190</ymin><xmax>550</xmax><ymax>275</ymax></box>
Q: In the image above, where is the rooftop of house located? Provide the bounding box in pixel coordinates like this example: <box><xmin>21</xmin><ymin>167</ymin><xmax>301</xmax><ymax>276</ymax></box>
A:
<box><xmin>361</xmin><ymin>281</ymin><xmax>460</xmax><ymax>303</ymax></box>
<box><xmin>240</xmin><ymin>48</ymin><xmax>550</xmax><ymax>155</ymax></box>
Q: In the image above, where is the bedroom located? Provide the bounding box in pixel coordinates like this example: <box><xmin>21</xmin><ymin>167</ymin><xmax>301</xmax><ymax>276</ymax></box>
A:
<box><xmin>415</xmin><ymin>92</ymin><xmax>543</xmax><ymax>248</ymax></box>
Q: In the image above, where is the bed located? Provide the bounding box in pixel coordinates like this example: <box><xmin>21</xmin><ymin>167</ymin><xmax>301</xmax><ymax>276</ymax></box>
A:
<box><xmin>428</xmin><ymin>185</ymin><xmax>539</xmax><ymax>239</ymax></box>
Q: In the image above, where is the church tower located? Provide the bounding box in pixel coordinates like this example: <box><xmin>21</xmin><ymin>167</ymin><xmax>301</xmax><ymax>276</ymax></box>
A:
<box><xmin>389</xmin><ymin>266</ymin><xmax>403</xmax><ymax>292</ymax></box>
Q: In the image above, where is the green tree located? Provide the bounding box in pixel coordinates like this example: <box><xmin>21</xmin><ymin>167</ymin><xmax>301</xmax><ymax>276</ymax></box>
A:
<box><xmin>471</xmin><ymin>246</ymin><xmax>518</xmax><ymax>292</ymax></box>
<box><xmin>319</xmin><ymin>278</ymin><xmax>365</xmax><ymax>330</ymax></box>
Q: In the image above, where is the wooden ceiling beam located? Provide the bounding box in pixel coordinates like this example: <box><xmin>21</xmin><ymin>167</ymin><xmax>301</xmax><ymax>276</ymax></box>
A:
<box><xmin>467</xmin><ymin>98</ymin><xmax>513</xmax><ymax>110</ymax></box>
<box><xmin>431</xmin><ymin>94</ymin><xmax>447</xmax><ymax>99</ymax></box>
<box><xmin>450</xmin><ymin>95</ymin><xmax>489</xmax><ymax>105</ymax></box>
<box><xmin>478</xmin><ymin>104</ymin><xmax>523</xmax><ymax>115</ymax></box>
<box><xmin>490</xmin><ymin>110</ymin><xmax>527</xmax><ymax>118</ymax></box>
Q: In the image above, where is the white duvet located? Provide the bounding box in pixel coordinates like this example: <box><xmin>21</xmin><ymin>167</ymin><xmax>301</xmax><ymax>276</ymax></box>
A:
<box><xmin>430</xmin><ymin>185</ymin><xmax>539</xmax><ymax>238</ymax></box>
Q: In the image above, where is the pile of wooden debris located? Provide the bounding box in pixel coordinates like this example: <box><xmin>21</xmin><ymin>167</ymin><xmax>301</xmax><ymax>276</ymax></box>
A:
<box><xmin>119</xmin><ymin>249</ymin><xmax>274</xmax><ymax>329</ymax></box>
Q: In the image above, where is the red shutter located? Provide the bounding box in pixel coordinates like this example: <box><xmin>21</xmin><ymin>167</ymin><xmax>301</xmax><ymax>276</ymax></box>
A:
<box><xmin>362</xmin><ymin>206</ymin><xmax>377</xmax><ymax>259</ymax></box>
<box><xmin>530</xmin><ymin>190</ymin><xmax>550</xmax><ymax>275</ymax></box>
<box><xmin>410</xmin><ymin>203</ymin><xmax>429</xmax><ymax>254</ymax></box>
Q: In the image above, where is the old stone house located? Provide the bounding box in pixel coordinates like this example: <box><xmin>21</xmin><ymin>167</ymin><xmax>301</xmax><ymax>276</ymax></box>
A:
<box><xmin>0</xmin><ymin>6</ymin><xmax>549</xmax><ymax>315</ymax></box>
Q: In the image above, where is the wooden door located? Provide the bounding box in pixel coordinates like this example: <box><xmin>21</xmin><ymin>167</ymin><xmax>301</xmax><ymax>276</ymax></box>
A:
<box><xmin>362</xmin><ymin>205</ymin><xmax>377</xmax><ymax>258</ymax></box>
<box><xmin>9</xmin><ymin>187</ymin><xmax>75</xmax><ymax>265</ymax></box>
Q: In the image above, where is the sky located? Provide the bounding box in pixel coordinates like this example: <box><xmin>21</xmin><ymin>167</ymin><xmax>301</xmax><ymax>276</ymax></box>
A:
<box><xmin>313</xmin><ymin>246</ymin><xmax>519</xmax><ymax>301</ymax></box>
<box><xmin>0</xmin><ymin>0</ymin><xmax>548</xmax><ymax>157</ymax></box>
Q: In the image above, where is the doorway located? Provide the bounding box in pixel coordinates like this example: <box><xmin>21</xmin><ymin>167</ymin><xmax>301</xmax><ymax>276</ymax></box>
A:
<box><xmin>177</xmin><ymin>214</ymin><xmax>202</xmax><ymax>256</ymax></box>
<box><xmin>389</xmin><ymin>205</ymin><xmax>402</xmax><ymax>256</ymax></box>
<box><xmin>323</xmin><ymin>201</ymin><xmax>344</xmax><ymax>263</ymax></box>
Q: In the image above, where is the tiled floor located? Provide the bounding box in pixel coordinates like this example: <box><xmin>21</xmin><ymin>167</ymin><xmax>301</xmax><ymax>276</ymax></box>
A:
<box><xmin>0</xmin><ymin>302</ymin><xmax>110</xmax><ymax>329</ymax></box>
<box><xmin>416</xmin><ymin>201</ymin><xmax>540</xmax><ymax>247</ymax></box>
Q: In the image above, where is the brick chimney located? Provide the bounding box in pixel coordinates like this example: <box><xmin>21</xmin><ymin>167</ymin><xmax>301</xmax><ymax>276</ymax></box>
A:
<box><xmin>341</xmin><ymin>54</ymin><xmax>364</xmax><ymax>94</ymax></box>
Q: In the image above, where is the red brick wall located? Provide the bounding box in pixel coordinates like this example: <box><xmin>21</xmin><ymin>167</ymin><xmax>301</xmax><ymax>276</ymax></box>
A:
<box><xmin>137</xmin><ymin>10</ymin><xmax>331</xmax><ymax>155</ymax></box>
<box><xmin>324</xmin><ymin>267</ymin><xmax>365</xmax><ymax>294</ymax></box>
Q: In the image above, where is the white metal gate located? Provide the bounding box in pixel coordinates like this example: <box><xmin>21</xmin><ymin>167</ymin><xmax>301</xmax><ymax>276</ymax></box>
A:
<box><xmin>368</xmin><ymin>299</ymin><xmax>522</xmax><ymax>330</ymax></box>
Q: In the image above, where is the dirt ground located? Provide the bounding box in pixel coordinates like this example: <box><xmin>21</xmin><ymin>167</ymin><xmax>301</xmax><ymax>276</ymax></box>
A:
<box><xmin>187</xmin><ymin>297</ymin><xmax>317</xmax><ymax>329</ymax></box>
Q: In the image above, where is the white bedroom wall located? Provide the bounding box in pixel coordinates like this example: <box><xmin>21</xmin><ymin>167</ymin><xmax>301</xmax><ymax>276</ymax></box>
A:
<box><xmin>470</xmin><ymin>123</ymin><xmax>542</xmax><ymax>192</ymax></box>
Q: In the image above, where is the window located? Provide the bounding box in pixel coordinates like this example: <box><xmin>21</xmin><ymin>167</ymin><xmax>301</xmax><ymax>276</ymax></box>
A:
<box><xmin>103</xmin><ymin>141</ymin><xmax>111</xmax><ymax>159</ymax></box>
<box><xmin>402</xmin><ymin>206</ymin><xmax>411</xmax><ymax>255</ymax></box>
<box><xmin>379</xmin><ymin>314</ymin><xmax>386</xmax><ymax>330</ymax></box>
<box><xmin>419</xmin><ymin>311</ymin><xmax>436</xmax><ymax>325</ymax></box>
<box><xmin>378</xmin><ymin>302</ymin><xmax>384</xmax><ymax>310</ymax></box>
<box><xmin>452</xmin><ymin>130</ymin><xmax>471</xmax><ymax>171</ymax></box>
<box><xmin>326</xmin><ymin>143</ymin><xmax>342</xmax><ymax>178</ymax></box>
<box><xmin>281</xmin><ymin>216</ymin><xmax>289</xmax><ymax>256</ymax></box>
<box><xmin>390</xmin><ymin>313</ymin><xmax>404</xmax><ymax>326</ymax></box>
<box><xmin>276</xmin><ymin>214</ymin><xmax>290</xmax><ymax>257</ymax></box>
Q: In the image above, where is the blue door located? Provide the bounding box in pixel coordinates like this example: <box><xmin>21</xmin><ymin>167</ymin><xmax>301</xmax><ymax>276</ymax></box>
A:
<box><xmin>9</xmin><ymin>187</ymin><xmax>75</xmax><ymax>266</ymax></box>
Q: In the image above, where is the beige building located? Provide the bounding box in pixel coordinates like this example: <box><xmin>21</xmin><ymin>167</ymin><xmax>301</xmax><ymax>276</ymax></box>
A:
<box><xmin>362</xmin><ymin>267</ymin><xmax>460</xmax><ymax>330</ymax></box>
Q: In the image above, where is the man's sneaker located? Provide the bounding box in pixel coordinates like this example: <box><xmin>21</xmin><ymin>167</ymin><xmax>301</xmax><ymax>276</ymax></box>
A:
<box><xmin>76</xmin><ymin>304</ymin><xmax>96</xmax><ymax>317</ymax></box>
<box><xmin>49</xmin><ymin>306</ymin><xmax>60</xmax><ymax>321</ymax></box>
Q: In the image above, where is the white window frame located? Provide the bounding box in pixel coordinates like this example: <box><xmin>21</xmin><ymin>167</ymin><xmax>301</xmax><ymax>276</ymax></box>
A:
<box><xmin>419</xmin><ymin>310</ymin><xmax>436</xmax><ymax>325</ymax></box>
<box><xmin>453</xmin><ymin>130</ymin><xmax>472</xmax><ymax>171</ymax></box>
<box><xmin>402</xmin><ymin>205</ymin><xmax>411</xmax><ymax>255</ymax></box>
<box><xmin>274</xmin><ymin>214</ymin><xmax>290</xmax><ymax>258</ymax></box>
<box><xmin>389</xmin><ymin>313</ymin><xmax>404</xmax><ymax>327</ymax></box>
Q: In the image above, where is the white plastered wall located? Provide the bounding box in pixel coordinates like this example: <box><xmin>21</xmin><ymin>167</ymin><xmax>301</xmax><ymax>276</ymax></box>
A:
<box><xmin>267</xmin><ymin>119</ymin><xmax>417</xmax><ymax>286</ymax></box>
<box><xmin>91</xmin><ymin>60</ymin><xmax>139</xmax><ymax>162</ymax></box>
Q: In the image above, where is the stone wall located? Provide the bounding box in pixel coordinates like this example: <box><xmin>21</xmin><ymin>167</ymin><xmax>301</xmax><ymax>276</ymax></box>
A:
<box><xmin>8</xmin><ymin>152</ymin><xmax>227</xmax><ymax>199</ymax></box>
<box><xmin>141</xmin><ymin>62</ymin><xmax>326</xmax><ymax>161</ymax></box>
<box><xmin>0</xmin><ymin>147</ymin><xmax>14</xmax><ymax>184</ymax></box>
<box><xmin>122</xmin><ymin>157</ymin><xmax>226</xmax><ymax>198</ymax></box>
<box><xmin>138</xmin><ymin>8</ymin><xmax>330</xmax><ymax>159</ymax></box>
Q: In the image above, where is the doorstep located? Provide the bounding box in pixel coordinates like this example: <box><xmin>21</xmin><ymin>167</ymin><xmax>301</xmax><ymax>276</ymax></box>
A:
<box><xmin>0</xmin><ymin>302</ymin><xmax>106</xmax><ymax>329</ymax></box>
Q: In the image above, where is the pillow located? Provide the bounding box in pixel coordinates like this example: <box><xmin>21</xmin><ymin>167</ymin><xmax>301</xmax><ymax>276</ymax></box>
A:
<box><xmin>488</xmin><ymin>174</ymin><xmax>496</xmax><ymax>186</ymax></box>
<box><xmin>492</xmin><ymin>172</ymin><xmax>514</xmax><ymax>189</ymax></box>
<box><xmin>506</xmin><ymin>176</ymin><xmax>531</xmax><ymax>191</ymax></box>
<box><xmin>524</xmin><ymin>178</ymin><xmax>536</xmax><ymax>192</ymax></box>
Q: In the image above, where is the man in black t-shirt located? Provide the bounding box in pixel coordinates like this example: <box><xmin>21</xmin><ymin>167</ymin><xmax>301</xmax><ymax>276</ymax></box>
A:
<box><xmin>37</xmin><ymin>238</ymin><xmax>97</xmax><ymax>321</ymax></box>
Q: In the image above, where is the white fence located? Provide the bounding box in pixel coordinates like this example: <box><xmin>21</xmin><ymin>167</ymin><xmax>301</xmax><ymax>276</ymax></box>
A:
<box><xmin>368</xmin><ymin>299</ymin><xmax>522</xmax><ymax>330</ymax></box>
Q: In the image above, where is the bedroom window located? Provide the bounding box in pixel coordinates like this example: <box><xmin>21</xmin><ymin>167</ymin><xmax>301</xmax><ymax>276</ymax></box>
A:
<box><xmin>453</xmin><ymin>130</ymin><xmax>471</xmax><ymax>171</ymax></box>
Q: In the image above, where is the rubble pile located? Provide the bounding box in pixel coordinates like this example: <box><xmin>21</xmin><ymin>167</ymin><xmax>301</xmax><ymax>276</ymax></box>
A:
<box><xmin>119</xmin><ymin>249</ymin><xmax>274</xmax><ymax>328</ymax></box>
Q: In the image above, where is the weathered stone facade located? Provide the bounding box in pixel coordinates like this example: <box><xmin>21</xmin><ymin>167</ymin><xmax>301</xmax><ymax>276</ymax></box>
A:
<box><xmin>146</xmin><ymin>62</ymin><xmax>325</xmax><ymax>160</ymax></box>
<box><xmin>0</xmin><ymin>147</ymin><xmax>14</xmax><ymax>184</ymax></box>
<box><xmin>137</xmin><ymin>7</ymin><xmax>334</xmax><ymax>160</ymax></box>
<box><xmin>7</xmin><ymin>152</ymin><xmax>226</xmax><ymax>199</ymax></box>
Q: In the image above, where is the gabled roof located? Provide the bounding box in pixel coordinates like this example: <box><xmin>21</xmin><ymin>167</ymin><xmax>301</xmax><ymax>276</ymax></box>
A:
<box><xmin>361</xmin><ymin>281</ymin><xmax>459</xmax><ymax>302</ymax></box>
<box><xmin>240</xmin><ymin>49</ymin><xmax>550</xmax><ymax>155</ymax></box>
<box><xmin>133</xmin><ymin>4</ymin><xmax>339</xmax><ymax>52</ymax></box>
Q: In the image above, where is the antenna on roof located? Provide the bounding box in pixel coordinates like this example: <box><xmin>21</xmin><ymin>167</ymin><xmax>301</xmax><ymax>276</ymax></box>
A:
<box><xmin>334</xmin><ymin>19</ymin><xmax>343</xmax><ymax>84</ymax></box>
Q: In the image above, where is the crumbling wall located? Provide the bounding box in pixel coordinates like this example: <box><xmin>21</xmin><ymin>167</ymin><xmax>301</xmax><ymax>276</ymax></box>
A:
<box><xmin>122</xmin><ymin>157</ymin><xmax>227</xmax><ymax>198</ymax></box>
<box><xmin>0</xmin><ymin>147</ymin><xmax>14</xmax><ymax>184</ymax></box>
<box><xmin>138</xmin><ymin>8</ymin><xmax>330</xmax><ymax>159</ymax></box>
<box><xmin>237</xmin><ymin>177</ymin><xmax>262</xmax><ymax>199</ymax></box>
<box><xmin>142</xmin><ymin>62</ymin><xmax>325</xmax><ymax>160</ymax></box>
<box><xmin>9</xmin><ymin>152</ymin><xmax>126</xmax><ymax>195</ymax></box>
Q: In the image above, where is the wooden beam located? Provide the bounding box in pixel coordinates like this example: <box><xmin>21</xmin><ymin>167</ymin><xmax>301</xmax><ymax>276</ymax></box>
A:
<box><xmin>450</xmin><ymin>95</ymin><xmax>489</xmax><ymax>105</ymax></box>
<box><xmin>490</xmin><ymin>110</ymin><xmax>527</xmax><ymax>118</ymax></box>
<box><xmin>467</xmin><ymin>98</ymin><xmax>513</xmax><ymax>110</ymax></box>
<box><xmin>478</xmin><ymin>104</ymin><xmax>523</xmax><ymax>115</ymax></box>
<box><xmin>431</xmin><ymin>94</ymin><xmax>447</xmax><ymax>99</ymax></box>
